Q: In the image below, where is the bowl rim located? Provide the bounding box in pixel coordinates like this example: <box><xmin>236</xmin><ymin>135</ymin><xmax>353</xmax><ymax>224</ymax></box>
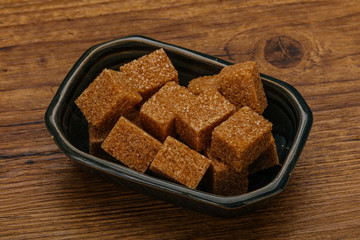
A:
<box><xmin>45</xmin><ymin>35</ymin><xmax>313</xmax><ymax>209</ymax></box>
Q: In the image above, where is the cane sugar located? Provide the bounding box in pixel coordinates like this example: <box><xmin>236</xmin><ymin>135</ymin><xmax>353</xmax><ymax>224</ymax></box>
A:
<box><xmin>120</xmin><ymin>48</ymin><xmax>178</xmax><ymax>99</ymax></box>
<box><xmin>75</xmin><ymin>50</ymin><xmax>278</xmax><ymax>195</ymax></box>
<box><xmin>75</xmin><ymin>69</ymin><xmax>142</xmax><ymax>131</ymax></box>
<box><xmin>101</xmin><ymin>117</ymin><xmax>162</xmax><ymax>173</ymax></box>
<box><xmin>176</xmin><ymin>89</ymin><xmax>235</xmax><ymax>151</ymax></box>
<box><xmin>249</xmin><ymin>135</ymin><xmax>279</xmax><ymax>174</ymax></box>
<box><xmin>88</xmin><ymin>124</ymin><xmax>114</xmax><ymax>159</ymax></box>
<box><xmin>207</xmin><ymin>157</ymin><xmax>248</xmax><ymax>196</ymax></box>
<box><xmin>139</xmin><ymin>81</ymin><xmax>195</xmax><ymax>141</ymax></box>
<box><xmin>219</xmin><ymin>61</ymin><xmax>267</xmax><ymax>114</ymax></box>
<box><xmin>187</xmin><ymin>75</ymin><xmax>220</xmax><ymax>95</ymax></box>
<box><xmin>149</xmin><ymin>136</ymin><xmax>211</xmax><ymax>189</ymax></box>
<box><xmin>210</xmin><ymin>106</ymin><xmax>273</xmax><ymax>173</ymax></box>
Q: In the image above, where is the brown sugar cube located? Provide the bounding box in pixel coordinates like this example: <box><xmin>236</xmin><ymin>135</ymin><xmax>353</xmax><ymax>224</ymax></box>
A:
<box><xmin>139</xmin><ymin>81</ymin><xmax>195</xmax><ymax>142</ymax></box>
<box><xmin>187</xmin><ymin>75</ymin><xmax>220</xmax><ymax>95</ymax></box>
<box><xmin>149</xmin><ymin>136</ymin><xmax>211</xmax><ymax>189</ymax></box>
<box><xmin>88</xmin><ymin>124</ymin><xmax>114</xmax><ymax>160</ymax></box>
<box><xmin>207</xmin><ymin>157</ymin><xmax>248</xmax><ymax>196</ymax></box>
<box><xmin>89</xmin><ymin>108</ymin><xmax>142</xmax><ymax>159</ymax></box>
<box><xmin>75</xmin><ymin>69</ymin><xmax>142</xmax><ymax>131</ymax></box>
<box><xmin>175</xmin><ymin>89</ymin><xmax>236</xmax><ymax>151</ymax></box>
<box><xmin>101</xmin><ymin>117</ymin><xmax>162</xmax><ymax>173</ymax></box>
<box><xmin>204</xmin><ymin>149</ymin><xmax>248</xmax><ymax>196</ymax></box>
<box><xmin>210</xmin><ymin>106</ymin><xmax>273</xmax><ymax>173</ymax></box>
<box><xmin>249</xmin><ymin>135</ymin><xmax>279</xmax><ymax>174</ymax></box>
<box><xmin>219</xmin><ymin>61</ymin><xmax>267</xmax><ymax>114</ymax></box>
<box><xmin>120</xmin><ymin>48</ymin><xmax>178</xmax><ymax>99</ymax></box>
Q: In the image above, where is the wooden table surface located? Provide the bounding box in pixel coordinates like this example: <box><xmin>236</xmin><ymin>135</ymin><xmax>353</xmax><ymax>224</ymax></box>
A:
<box><xmin>1</xmin><ymin>0</ymin><xmax>359</xmax><ymax>239</ymax></box>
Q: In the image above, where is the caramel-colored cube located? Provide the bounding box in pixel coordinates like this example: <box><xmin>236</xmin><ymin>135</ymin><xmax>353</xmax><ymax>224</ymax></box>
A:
<box><xmin>120</xmin><ymin>48</ymin><xmax>178</xmax><ymax>99</ymax></box>
<box><xmin>219</xmin><ymin>61</ymin><xmax>267</xmax><ymax>114</ymax></box>
<box><xmin>139</xmin><ymin>82</ymin><xmax>195</xmax><ymax>141</ymax></box>
<box><xmin>207</xmin><ymin>157</ymin><xmax>248</xmax><ymax>196</ymax></box>
<box><xmin>88</xmin><ymin>124</ymin><xmax>114</xmax><ymax>160</ymax></box>
<box><xmin>89</xmin><ymin>109</ymin><xmax>142</xmax><ymax>159</ymax></box>
<box><xmin>75</xmin><ymin>69</ymin><xmax>142</xmax><ymax>131</ymax></box>
<box><xmin>175</xmin><ymin>89</ymin><xmax>235</xmax><ymax>151</ymax></box>
<box><xmin>249</xmin><ymin>135</ymin><xmax>279</xmax><ymax>174</ymax></box>
<box><xmin>187</xmin><ymin>75</ymin><xmax>220</xmax><ymax>95</ymax></box>
<box><xmin>149</xmin><ymin>136</ymin><xmax>211</xmax><ymax>189</ymax></box>
<box><xmin>101</xmin><ymin>117</ymin><xmax>162</xmax><ymax>173</ymax></box>
<box><xmin>210</xmin><ymin>106</ymin><xmax>272</xmax><ymax>172</ymax></box>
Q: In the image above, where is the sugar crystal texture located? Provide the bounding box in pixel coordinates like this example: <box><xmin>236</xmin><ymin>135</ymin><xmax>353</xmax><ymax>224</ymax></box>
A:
<box><xmin>139</xmin><ymin>81</ymin><xmax>195</xmax><ymax>141</ymax></box>
<box><xmin>176</xmin><ymin>89</ymin><xmax>236</xmax><ymax>151</ymax></box>
<box><xmin>101</xmin><ymin>117</ymin><xmax>162</xmax><ymax>173</ymax></box>
<box><xmin>75</xmin><ymin>51</ymin><xmax>277</xmax><ymax>195</ymax></box>
<box><xmin>206</xmin><ymin>155</ymin><xmax>248</xmax><ymax>196</ymax></box>
<box><xmin>120</xmin><ymin>48</ymin><xmax>178</xmax><ymax>99</ymax></box>
<box><xmin>75</xmin><ymin>69</ymin><xmax>142</xmax><ymax>132</ymax></box>
<box><xmin>187</xmin><ymin>75</ymin><xmax>220</xmax><ymax>95</ymax></box>
<box><xmin>210</xmin><ymin>106</ymin><xmax>272</xmax><ymax>172</ymax></box>
<box><xmin>249</xmin><ymin>135</ymin><xmax>279</xmax><ymax>174</ymax></box>
<box><xmin>149</xmin><ymin>136</ymin><xmax>211</xmax><ymax>189</ymax></box>
<box><xmin>219</xmin><ymin>61</ymin><xmax>267</xmax><ymax>114</ymax></box>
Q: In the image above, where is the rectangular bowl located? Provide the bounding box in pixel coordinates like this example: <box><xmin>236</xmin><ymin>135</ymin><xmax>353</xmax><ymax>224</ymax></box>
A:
<box><xmin>45</xmin><ymin>35</ymin><xmax>313</xmax><ymax>217</ymax></box>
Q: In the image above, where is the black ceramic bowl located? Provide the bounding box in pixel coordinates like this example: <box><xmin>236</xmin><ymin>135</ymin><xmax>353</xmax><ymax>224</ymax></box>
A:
<box><xmin>45</xmin><ymin>35</ymin><xmax>312</xmax><ymax>217</ymax></box>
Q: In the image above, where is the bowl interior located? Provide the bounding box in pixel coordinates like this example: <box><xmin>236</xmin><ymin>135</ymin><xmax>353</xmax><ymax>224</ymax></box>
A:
<box><xmin>59</xmin><ymin>40</ymin><xmax>297</xmax><ymax>193</ymax></box>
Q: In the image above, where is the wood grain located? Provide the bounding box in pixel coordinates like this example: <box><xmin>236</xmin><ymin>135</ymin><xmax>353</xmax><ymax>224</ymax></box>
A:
<box><xmin>1</xmin><ymin>0</ymin><xmax>360</xmax><ymax>239</ymax></box>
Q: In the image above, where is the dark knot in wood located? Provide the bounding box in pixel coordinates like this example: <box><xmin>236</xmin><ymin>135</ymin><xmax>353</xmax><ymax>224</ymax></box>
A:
<box><xmin>264</xmin><ymin>36</ymin><xmax>304</xmax><ymax>68</ymax></box>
